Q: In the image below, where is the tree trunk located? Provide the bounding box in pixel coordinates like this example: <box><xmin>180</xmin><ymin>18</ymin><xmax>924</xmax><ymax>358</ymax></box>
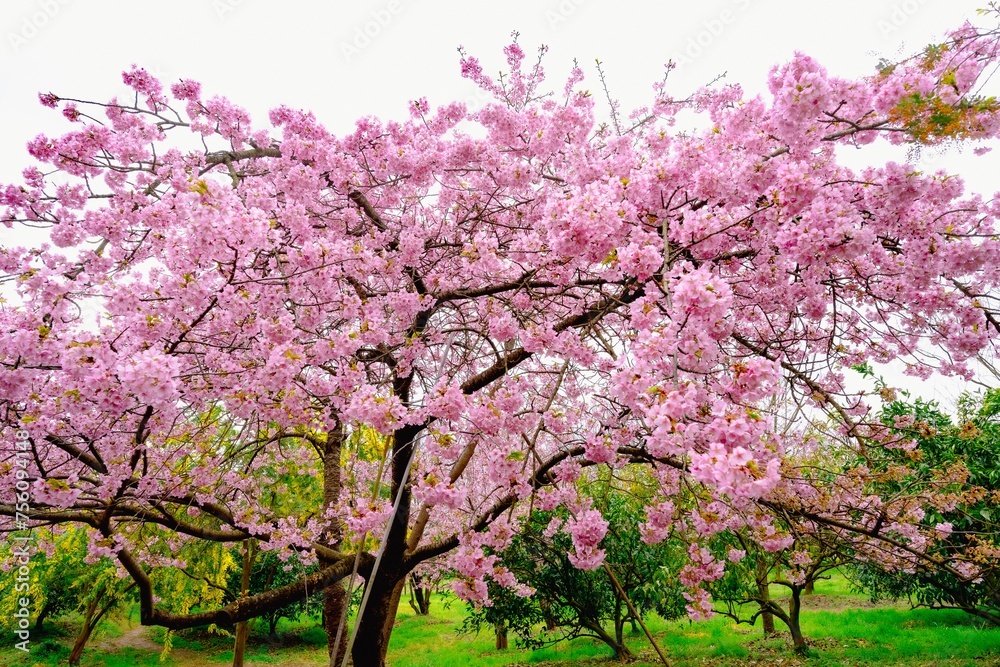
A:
<box><xmin>68</xmin><ymin>588</ymin><xmax>110</xmax><ymax>667</ymax></box>
<box><xmin>614</xmin><ymin>594</ymin><xmax>625</xmax><ymax>647</ymax></box>
<box><xmin>67</xmin><ymin>608</ymin><xmax>97</xmax><ymax>666</ymax></box>
<box><xmin>756</xmin><ymin>561</ymin><xmax>776</xmax><ymax>635</ymax></box>
<box><xmin>233</xmin><ymin>540</ymin><xmax>256</xmax><ymax>667</ymax></box>
<box><xmin>350</xmin><ymin>422</ymin><xmax>423</xmax><ymax>667</ymax></box>
<box><xmin>803</xmin><ymin>579</ymin><xmax>815</xmax><ymax>595</ymax></box>
<box><xmin>540</xmin><ymin>599</ymin><xmax>557</xmax><ymax>632</ymax></box>
<box><xmin>33</xmin><ymin>600</ymin><xmax>55</xmax><ymax>632</ymax></box>
<box><xmin>350</xmin><ymin>574</ymin><xmax>402</xmax><ymax>667</ymax></box>
<box><xmin>787</xmin><ymin>586</ymin><xmax>807</xmax><ymax>652</ymax></box>
<box><xmin>408</xmin><ymin>574</ymin><xmax>431</xmax><ymax>615</ymax></box>
<box><xmin>324</xmin><ymin>582</ymin><xmax>349</xmax><ymax>666</ymax></box>
<box><xmin>495</xmin><ymin>623</ymin><xmax>508</xmax><ymax>650</ymax></box>
<box><xmin>320</xmin><ymin>423</ymin><xmax>350</xmax><ymax>667</ymax></box>
<box><xmin>416</xmin><ymin>587</ymin><xmax>430</xmax><ymax>615</ymax></box>
<box><xmin>584</xmin><ymin>620</ymin><xmax>634</xmax><ymax>662</ymax></box>
<box><xmin>233</xmin><ymin>620</ymin><xmax>250</xmax><ymax>667</ymax></box>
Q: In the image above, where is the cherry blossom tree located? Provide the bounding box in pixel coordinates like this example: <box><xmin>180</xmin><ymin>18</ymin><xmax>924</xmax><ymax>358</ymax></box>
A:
<box><xmin>4</xmin><ymin>19</ymin><xmax>1000</xmax><ymax>667</ymax></box>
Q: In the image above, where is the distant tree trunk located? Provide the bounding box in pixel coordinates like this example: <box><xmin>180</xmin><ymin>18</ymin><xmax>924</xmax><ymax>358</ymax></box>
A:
<box><xmin>33</xmin><ymin>600</ymin><xmax>56</xmax><ymax>632</ymax></box>
<box><xmin>67</xmin><ymin>604</ymin><xmax>98</xmax><ymax>667</ymax></box>
<box><xmin>614</xmin><ymin>594</ymin><xmax>626</xmax><ymax>648</ymax></box>
<box><xmin>787</xmin><ymin>585</ymin><xmax>806</xmax><ymax>652</ymax></box>
<box><xmin>494</xmin><ymin>623</ymin><xmax>508</xmax><ymax>649</ymax></box>
<box><xmin>408</xmin><ymin>573</ymin><xmax>431</xmax><ymax>615</ymax></box>
<box><xmin>68</xmin><ymin>586</ymin><xmax>115</xmax><ymax>667</ymax></box>
<box><xmin>756</xmin><ymin>561</ymin><xmax>776</xmax><ymax>635</ymax></box>
<box><xmin>540</xmin><ymin>599</ymin><xmax>558</xmax><ymax>631</ymax></box>
<box><xmin>803</xmin><ymin>579</ymin><xmax>815</xmax><ymax>595</ymax></box>
<box><xmin>415</xmin><ymin>587</ymin><xmax>431</xmax><ymax>615</ymax></box>
<box><xmin>320</xmin><ymin>423</ymin><xmax>350</xmax><ymax>667</ymax></box>
<box><xmin>582</xmin><ymin>619</ymin><xmax>634</xmax><ymax>662</ymax></box>
<box><xmin>233</xmin><ymin>540</ymin><xmax>256</xmax><ymax>667</ymax></box>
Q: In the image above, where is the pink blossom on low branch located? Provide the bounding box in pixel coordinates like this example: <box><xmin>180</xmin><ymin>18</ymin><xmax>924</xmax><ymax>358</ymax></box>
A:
<box><xmin>565</xmin><ymin>508</ymin><xmax>609</xmax><ymax>570</ymax></box>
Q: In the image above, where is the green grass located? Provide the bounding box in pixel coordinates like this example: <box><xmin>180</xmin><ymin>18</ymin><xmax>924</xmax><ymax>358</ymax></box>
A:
<box><xmin>383</xmin><ymin>574</ymin><xmax>1000</xmax><ymax>667</ymax></box>
<box><xmin>3</xmin><ymin>574</ymin><xmax>1000</xmax><ymax>666</ymax></box>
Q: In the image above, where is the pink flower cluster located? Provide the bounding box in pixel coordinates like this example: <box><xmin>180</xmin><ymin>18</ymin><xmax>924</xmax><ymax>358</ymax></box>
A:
<box><xmin>565</xmin><ymin>509</ymin><xmax>608</xmax><ymax>570</ymax></box>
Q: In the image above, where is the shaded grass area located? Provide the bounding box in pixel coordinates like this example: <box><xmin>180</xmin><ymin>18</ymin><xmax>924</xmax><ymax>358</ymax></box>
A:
<box><xmin>0</xmin><ymin>609</ymin><xmax>330</xmax><ymax>667</ymax></box>
<box><xmin>2</xmin><ymin>574</ymin><xmax>999</xmax><ymax>666</ymax></box>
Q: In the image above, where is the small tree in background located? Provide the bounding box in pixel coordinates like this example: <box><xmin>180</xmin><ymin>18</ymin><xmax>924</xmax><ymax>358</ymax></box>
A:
<box><xmin>462</xmin><ymin>488</ymin><xmax>685</xmax><ymax>661</ymax></box>
<box><xmin>406</xmin><ymin>572</ymin><xmax>435</xmax><ymax>616</ymax></box>
<box><xmin>851</xmin><ymin>389</ymin><xmax>1000</xmax><ymax>625</ymax></box>
<box><xmin>225</xmin><ymin>542</ymin><xmax>322</xmax><ymax>641</ymax></box>
<box><xmin>708</xmin><ymin>528</ymin><xmax>850</xmax><ymax>652</ymax></box>
<box><xmin>0</xmin><ymin>527</ymin><xmax>86</xmax><ymax>635</ymax></box>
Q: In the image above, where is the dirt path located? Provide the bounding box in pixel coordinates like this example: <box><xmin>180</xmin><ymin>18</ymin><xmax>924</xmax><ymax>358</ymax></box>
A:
<box><xmin>94</xmin><ymin>624</ymin><xmax>328</xmax><ymax>667</ymax></box>
<box><xmin>105</xmin><ymin>623</ymin><xmax>162</xmax><ymax>652</ymax></box>
<box><xmin>93</xmin><ymin>623</ymin><xmax>208</xmax><ymax>665</ymax></box>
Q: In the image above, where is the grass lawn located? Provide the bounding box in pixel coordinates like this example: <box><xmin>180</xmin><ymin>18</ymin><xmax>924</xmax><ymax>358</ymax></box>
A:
<box><xmin>385</xmin><ymin>582</ymin><xmax>1000</xmax><ymax>667</ymax></box>
<box><xmin>2</xmin><ymin>573</ymin><xmax>999</xmax><ymax>666</ymax></box>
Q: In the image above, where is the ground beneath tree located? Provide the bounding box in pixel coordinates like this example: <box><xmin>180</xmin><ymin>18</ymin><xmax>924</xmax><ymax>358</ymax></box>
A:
<box><xmin>92</xmin><ymin>623</ymin><xmax>327</xmax><ymax>667</ymax></box>
<box><xmin>783</xmin><ymin>593</ymin><xmax>884</xmax><ymax>610</ymax></box>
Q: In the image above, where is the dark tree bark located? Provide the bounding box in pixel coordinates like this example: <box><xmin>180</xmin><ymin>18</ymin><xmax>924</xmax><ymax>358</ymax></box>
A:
<box><xmin>582</xmin><ymin>619</ymin><xmax>634</xmax><ymax>662</ymax></box>
<box><xmin>68</xmin><ymin>586</ymin><xmax>117</xmax><ymax>666</ymax></box>
<box><xmin>614</xmin><ymin>594</ymin><xmax>625</xmax><ymax>647</ymax></box>
<box><xmin>320</xmin><ymin>423</ymin><xmax>350</xmax><ymax>667</ymax></box>
<box><xmin>350</xmin><ymin>419</ymin><xmax>423</xmax><ymax>667</ymax></box>
<box><xmin>33</xmin><ymin>599</ymin><xmax>56</xmax><ymax>633</ymax></box>
<box><xmin>540</xmin><ymin>599</ymin><xmax>558</xmax><ymax>632</ymax></box>
<box><xmin>494</xmin><ymin>623</ymin><xmax>508</xmax><ymax>650</ymax></box>
<box><xmin>756</xmin><ymin>560</ymin><xmax>776</xmax><ymax>635</ymax></box>
<box><xmin>786</xmin><ymin>585</ymin><xmax>806</xmax><ymax>652</ymax></box>
<box><xmin>758</xmin><ymin>583</ymin><xmax>808</xmax><ymax>653</ymax></box>
<box><xmin>408</xmin><ymin>573</ymin><xmax>431</xmax><ymax>615</ymax></box>
<box><xmin>233</xmin><ymin>540</ymin><xmax>256</xmax><ymax>667</ymax></box>
<box><xmin>377</xmin><ymin>579</ymin><xmax>407</xmax><ymax>662</ymax></box>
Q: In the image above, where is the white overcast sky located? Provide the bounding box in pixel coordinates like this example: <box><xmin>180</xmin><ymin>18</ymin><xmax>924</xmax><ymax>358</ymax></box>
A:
<box><xmin>2</xmin><ymin>0</ymin><xmax>999</xmax><ymax>406</ymax></box>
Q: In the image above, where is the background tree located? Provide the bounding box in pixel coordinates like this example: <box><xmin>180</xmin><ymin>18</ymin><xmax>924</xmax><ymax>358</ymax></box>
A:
<box><xmin>462</xmin><ymin>489</ymin><xmax>685</xmax><ymax>661</ymax></box>
<box><xmin>708</xmin><ymin>529</ymin><xmax>850</xmax><ymax>652</ymax></box>
<box><xmin>406</xmin><ymin>571</ymin><xmax>435</xmax><ymax>616</ymax></box>
<box><xmin>225</xmin><ymin>542</ymin><xmax>322</xmax><ymax>641</ymax></box>
<box><xmin>65</xmin><ymin>573</ymin><xmax>135</xmax><ymax>666</ymax></box>
<box><xmin>851</xmin><ymin>389</ymin><xmax>1000</xmax><ymax>625</ymax></box>
<box><xmin>0</xmin><ymin>526</ymin><xmax>88</xmax><ymax>635</ymax></box>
